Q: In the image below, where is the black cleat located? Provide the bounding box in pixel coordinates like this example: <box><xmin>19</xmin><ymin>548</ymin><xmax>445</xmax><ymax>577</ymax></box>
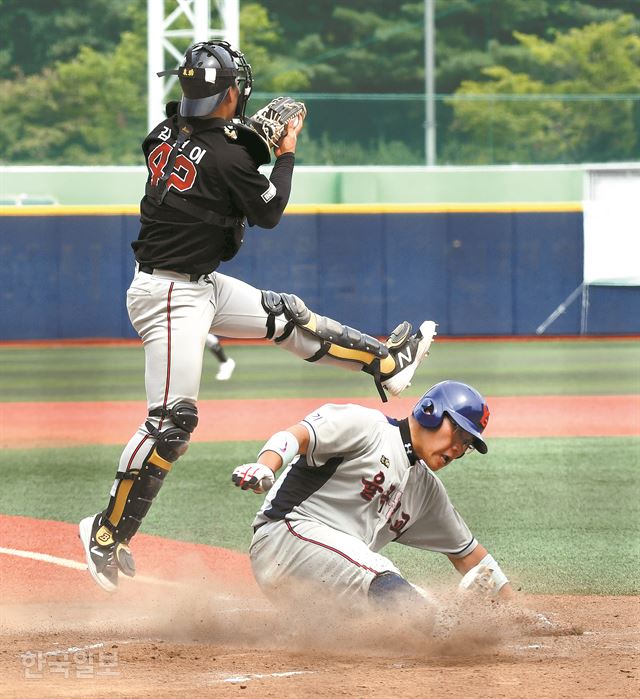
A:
<box><xmin>78</xmin><ymin>513</ymin><xmax>135</xmax><ymax>592</ymax></box>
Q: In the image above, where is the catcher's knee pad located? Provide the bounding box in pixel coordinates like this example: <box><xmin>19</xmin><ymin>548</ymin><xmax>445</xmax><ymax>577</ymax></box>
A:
<box><xmin>103</xmin><ymin>402</ymin><xmax>198</xmax><ymax>542</ymax></box>
<box><xmin>261</xmin><ymin>289</ymin><xmax>388</xmax><ymax>365</ymax></box>
<box><xmin>147</xmin><ymin>401</ymin><xmax>198</xmax><ymax>461</ymax></box>
<box><xmin>150</xmin><ymin>401</ymin><xmax>199</xmax><ymax>435</ymax></box>
<box><xmin>261</xmin><ymin>290</ymin><xmax>310</xmax><ymax>342</ymax></box>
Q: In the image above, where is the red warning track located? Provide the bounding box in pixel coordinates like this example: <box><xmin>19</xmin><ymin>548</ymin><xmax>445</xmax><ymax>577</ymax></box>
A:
<box><xmin>0</xmin><ymin>395</ymin><xmax>638</xmax><ymax>448</ymax></box>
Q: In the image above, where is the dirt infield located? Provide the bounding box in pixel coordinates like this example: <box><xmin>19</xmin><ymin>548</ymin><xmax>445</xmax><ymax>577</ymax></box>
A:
<box><xmin>1</xmin><ymin>516</ymin><xmax>638</xmax><ymax>698</ymax></box>
<box><xmin>1</xmin><ymin>394</ymin><xmax>639</xmax><ymax>698</ymax></box>
<box><xmin>1</xmin><ymin>394</ymin><xmax>639</xmax><ymax>448</ymax></box>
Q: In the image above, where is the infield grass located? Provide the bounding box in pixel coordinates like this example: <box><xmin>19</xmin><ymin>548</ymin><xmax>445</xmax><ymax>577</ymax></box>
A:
<box><xmin>1</xmin><ymin>436</ymin><xmax>638</xmax><ymax>595</ymax></box>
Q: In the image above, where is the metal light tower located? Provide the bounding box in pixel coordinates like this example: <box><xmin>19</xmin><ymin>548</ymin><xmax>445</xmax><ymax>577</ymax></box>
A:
<box><xmin>147</xmin><ymin>0</ymin><xmax>240</xmax><ymax>131</ymax></box>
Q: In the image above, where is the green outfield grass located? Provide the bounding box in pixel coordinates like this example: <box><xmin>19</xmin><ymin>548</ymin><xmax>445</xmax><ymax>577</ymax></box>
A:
<box><xmin>1</xmin><ymin>437</ymin><xmax>638</xmax><ymax>594</ymax></box>
<box><xmin>0</xmin><ymin>338</ymin><xmax>639</xmax><ymax>402</ymax></box>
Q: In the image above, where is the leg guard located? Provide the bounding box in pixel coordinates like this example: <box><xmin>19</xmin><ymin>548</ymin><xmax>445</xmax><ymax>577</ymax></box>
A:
<box><xmin>261</xmin><ymin>289</ymin><xmax>390</xmax><ymax>366</ymax></box>
<box><xmin>102</xmin><ymin>402</ymin><xmax>198</xmax><ymax>543</ymax></box>
<box><xmin>369</xmin><ymin>572</ymin><xmax>418</xmax><ymax>602</ymax></box>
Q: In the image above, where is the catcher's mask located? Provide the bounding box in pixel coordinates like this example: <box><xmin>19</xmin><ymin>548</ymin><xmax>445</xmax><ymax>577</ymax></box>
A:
<box><xmin>158</xmin><ymin>40</ymin><xmax>253</xmax><ymax>119</ymax></box>
<box><xmin>412</xmin><ymin>380</ymin><xmax>489</xmax><ymax>454</ymax></box>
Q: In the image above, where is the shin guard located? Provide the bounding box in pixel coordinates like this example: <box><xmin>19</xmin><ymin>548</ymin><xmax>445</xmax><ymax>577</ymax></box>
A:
<box><xmin>101</xmin><ymin>402</ymin><xmax>197</xmax><ymax>544</ymax></box>
<box><xmin>261</xmin><ymin>289</ymin><xmax>391</xmax><ymax>366</ymax></box>
<box><xmin>103</xmin><ymin>450</ymin><xmax>172</xmax><ymax>543</ymax></box>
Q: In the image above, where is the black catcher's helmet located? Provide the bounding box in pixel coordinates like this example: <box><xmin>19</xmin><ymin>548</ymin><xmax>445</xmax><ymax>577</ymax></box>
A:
<box><xmin>158</xmin><ymin>40</ymin><xmax>253</xmax><ymax>119</ymax></box>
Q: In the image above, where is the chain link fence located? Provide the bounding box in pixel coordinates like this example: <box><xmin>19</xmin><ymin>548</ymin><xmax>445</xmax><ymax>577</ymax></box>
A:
<box><xmin>249</xmin><ymin>93</ymin><xmax>640</xmax><ymax>166</ymax></box>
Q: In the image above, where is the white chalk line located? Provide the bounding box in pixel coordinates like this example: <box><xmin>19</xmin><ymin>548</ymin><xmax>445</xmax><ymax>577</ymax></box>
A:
<box><xmin>38</xmin><ymin>641</ymin><xmax>315</xmax><ymax>686</ymax></box>
<box><xmin>0</xmin><ymin>546</ymin><xmax>86</xmax><ymax>571</ymax></box>
<box><xmin>513</xmin><ymin>643</ymin><xmax>545</xmax><ymax>650</ymax></box>
<box><xmin>39</xmin><ymin>639</ymin><xmax>149</xmax><ymax>657</ymax></box>
<box><xmin>0</xmin><ymin>545</ymin><xmax>268</xmax><ymax>615</ymax></box>
<box><xmin>0</xmin><ymin>545</ymin><xmax>182</xmax><ymax>589</ymax></box>
<box><xmin>210</xmin><ymin>671</ymin><xmax>315</xmax><ymax>684</ymax></box>
<box><xmin>42</xmin><ymin>642</ymin><xmax>105</xmax><ymax>657</ymax></box>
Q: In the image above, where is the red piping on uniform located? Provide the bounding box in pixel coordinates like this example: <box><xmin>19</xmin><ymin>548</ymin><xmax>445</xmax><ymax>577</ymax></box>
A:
<box><xmin>126</xmin><ymin>433</ymin><xmax>152</xmax><ymax>470</ymax></box>
<box><xmin>285</xmin><ymin>520</ymin><xmax>381</xmax><ymax>575</ymax></box>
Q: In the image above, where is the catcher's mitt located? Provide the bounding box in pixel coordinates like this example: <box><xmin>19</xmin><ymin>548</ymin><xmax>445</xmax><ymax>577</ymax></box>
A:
<box><xmin>247</xmin><ymin>96</ymin><xmax>307</xmax><ymax>150</ymax></box>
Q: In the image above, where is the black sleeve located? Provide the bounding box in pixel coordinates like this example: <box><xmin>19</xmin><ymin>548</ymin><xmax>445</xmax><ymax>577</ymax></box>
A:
<box><xmin>226</xmin><ymin>148</ymin><xmax>295</xmax><ymax>229</ymax></box>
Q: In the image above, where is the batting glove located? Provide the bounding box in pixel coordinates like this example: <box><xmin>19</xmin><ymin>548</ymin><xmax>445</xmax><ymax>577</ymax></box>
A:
<box><xmin>231</xmin><ymin>463</ymin><xmax>275</xmax><ymax>493</ymax></box>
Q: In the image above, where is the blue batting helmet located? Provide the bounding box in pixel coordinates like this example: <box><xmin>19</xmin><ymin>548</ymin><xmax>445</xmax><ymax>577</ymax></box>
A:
<box><xmin>412</xmin><ymin>380</ymin><xmax>490</xmax><ymax>454</ymax></box>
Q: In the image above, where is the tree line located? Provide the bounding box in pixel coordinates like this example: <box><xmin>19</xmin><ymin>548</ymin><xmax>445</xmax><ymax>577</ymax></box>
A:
<box><xmin>0</xmin><ymin>0</ymin><xmax>638</xmax><ymax>165</ymax></box>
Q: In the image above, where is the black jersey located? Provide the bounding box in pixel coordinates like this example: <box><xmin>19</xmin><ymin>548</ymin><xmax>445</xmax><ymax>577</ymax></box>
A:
<box><xmin>132</xmin><ymin>105</ymin><xmax>295</xmax><ymax>275</ymax></box>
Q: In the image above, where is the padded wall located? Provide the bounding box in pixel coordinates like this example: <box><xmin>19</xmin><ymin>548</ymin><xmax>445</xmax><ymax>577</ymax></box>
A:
<box><xmin>1</xmin><ymin>210</ymin><xmax>638</xmax><ymax>340</ymax></box>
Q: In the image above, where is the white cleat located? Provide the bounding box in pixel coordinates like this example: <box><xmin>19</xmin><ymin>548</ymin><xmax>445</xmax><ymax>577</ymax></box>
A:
<box><xmin>381</xmin><ymin>320</ymin><xmax>438</xmax><ymax>397</ymax></box>
<box><xmin>215</xmin><ymin>357</ymin><xmax>236</xmax><ymax>381</ymax></box>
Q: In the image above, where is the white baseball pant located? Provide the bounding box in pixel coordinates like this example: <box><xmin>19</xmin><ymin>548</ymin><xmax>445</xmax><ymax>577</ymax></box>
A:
<box><xmin>113</xmin><ymin>268</ymin><xmax>360</xmax><ymax>490</ymax></box>
<box><xmin>250</xmin><ymin>518</ymin><xmax>401</xmax><ymax>605</ymax></box>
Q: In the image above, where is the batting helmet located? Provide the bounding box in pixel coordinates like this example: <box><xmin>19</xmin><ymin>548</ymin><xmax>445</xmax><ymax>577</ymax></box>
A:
<box><xmin>412</xmin><ymin>380</ymin><xmax>490</xmax><ymax>454</ymax></box>
<box><xmin>158</xmin><ymin>40</ymin><xmax>253</xmax><ymax>119</ymax></box>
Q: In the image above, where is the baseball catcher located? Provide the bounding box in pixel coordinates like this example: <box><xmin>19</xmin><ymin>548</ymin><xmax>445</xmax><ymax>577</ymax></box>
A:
<box><xmin>78</xmin><ymin>39</ymin><xmax>437</xmax><ymax>593</ymax></box>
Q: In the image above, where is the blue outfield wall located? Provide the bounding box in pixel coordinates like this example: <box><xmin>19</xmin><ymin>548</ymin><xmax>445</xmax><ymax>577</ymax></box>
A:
<box><xmin>0</xmin><ymin>209</ymin><xmax>639</xmax><ymax>340</ymax></box>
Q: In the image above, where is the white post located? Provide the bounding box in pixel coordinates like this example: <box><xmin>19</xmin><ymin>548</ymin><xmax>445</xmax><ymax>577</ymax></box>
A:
<box><xmin>147</xmin><ymin>0</ymin><xmax>166</xmax><ymax>132</ymax></box>
<box><xmin>580</xmin><ymin>284</ymin><xmax>590</xmax><ymax>335</ymax></box>
<box><xmin>220</xmin><ymin>0</ymin><xmax>240</xmax><ymax>48</ymax></box>
<box><xmin>193</xmin><ymin>0</ymin><xmax>211</xmax><ymax>41</ymax></box>
<box><xmin>424</xmin><ymin>0</ymin><xmax>436</xmax><ymax>166</ymax></box>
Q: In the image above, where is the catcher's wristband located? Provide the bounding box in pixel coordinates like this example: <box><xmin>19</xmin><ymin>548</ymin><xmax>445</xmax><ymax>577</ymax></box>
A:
<box><xmin>258</xmin><ymin>431</ymin><xmax>299</xmax><ymax>468</ymax></box>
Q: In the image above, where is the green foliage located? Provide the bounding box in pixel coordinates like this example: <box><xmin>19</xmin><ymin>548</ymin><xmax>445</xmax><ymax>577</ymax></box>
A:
<box><xmin>267</xmin><ymin>1</ymin><xmax>424</xmax><ymax>92</ymax></box>
<box><xmin>0</xmin><ymin>0</ymin><xmax>134</xmax><ymax>75</ymax></box>
<box><xmin>297</xmin><ymin>132</ymin><xmax>424</xmax><ymax>166</ymax></box>
<box><xmin>0</xmin><ymin>32</ymin><xmax>146</xmax><ymax>164</ymax></box>
<box><xmin>264</xmin><ymin>0</ymin><xmax>639</xmax><ymax>93</ymax></box>
<box><xmin>445</xmin><ymin>15</ymin><xmax>640</xmax><ymax>164</ymax></box>
<box><xmin>240</xmin><ymin>3</ymin><xmax>311</xmax><ymax>92</ymax></box>
<box><xmin>0</xmin><ymin>1</ymin><xmax>638</xmax><ymax>164</ymax></box>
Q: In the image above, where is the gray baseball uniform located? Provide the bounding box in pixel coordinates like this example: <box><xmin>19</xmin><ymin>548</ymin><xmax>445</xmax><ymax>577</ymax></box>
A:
<box><xmin>250</xmin><ymin>403</ymin><xmax>478</xmax><ymax>602</ymax></box>
<box><xmin>117</xmin><ymin>271</ymin><xmax>335</xmax><ymax>479</ymax></box>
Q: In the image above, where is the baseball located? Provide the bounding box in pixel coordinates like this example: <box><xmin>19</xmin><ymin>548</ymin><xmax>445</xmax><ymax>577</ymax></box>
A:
<box><xmin>258</xmin><ymin>474</ymin><xmax>275</xmax><ymax>493</ymax></box>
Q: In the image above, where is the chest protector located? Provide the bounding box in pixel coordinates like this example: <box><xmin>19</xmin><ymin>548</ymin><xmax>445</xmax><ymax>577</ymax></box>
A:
<box><xmin>145</xmin><ymin>109</ymin><xmax>261</xmax><ymax>262</ymax></box>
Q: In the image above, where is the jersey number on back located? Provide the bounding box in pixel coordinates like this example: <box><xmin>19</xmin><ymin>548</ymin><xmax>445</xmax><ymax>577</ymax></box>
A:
<box><xmin>147</xmin><ymin>142</ymin><xmax>197</xmax><ymax>193</ymax></box>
